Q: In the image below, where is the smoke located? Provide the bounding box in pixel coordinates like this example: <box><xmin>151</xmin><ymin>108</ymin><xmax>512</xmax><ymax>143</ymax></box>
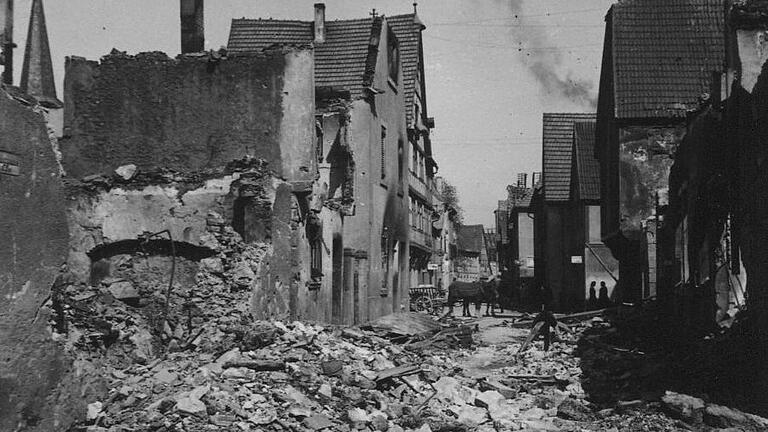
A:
<box><xmin>501</xmin><ymin>0</ymin><xmax>598</xmax><ymax>110</ymax></box>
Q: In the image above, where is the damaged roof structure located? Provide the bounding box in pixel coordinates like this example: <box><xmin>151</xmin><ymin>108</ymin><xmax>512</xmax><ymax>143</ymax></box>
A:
<box><xmin>609</xmin><ymin>0</ymin><xmax>725</xmax><ymax>119</ymax></box>
<box><xmin>595</xmin><ymin>0</ymin><xmax>725</xmax><ymax>303</ymax></box>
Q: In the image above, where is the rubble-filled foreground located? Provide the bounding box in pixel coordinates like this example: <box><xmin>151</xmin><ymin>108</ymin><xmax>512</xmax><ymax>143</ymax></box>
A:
<box><xmin>54</xmin><ymin>271</ymin><xmax>768</xmax><ymax>432</ymax></box>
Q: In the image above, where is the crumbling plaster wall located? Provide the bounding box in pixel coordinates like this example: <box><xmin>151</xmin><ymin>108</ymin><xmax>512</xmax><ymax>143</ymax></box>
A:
<box><xmin>0</xmin><ymin>90</ymin><xmax>88</xmax><ymax>431</ymax></box>
<box><xmin>342</xmin><ymin>21</ymin><xmax>410</xmax><ymax>323</ymax></box>
<box><xmin>618</xmin><ymin>125</ymin><xmax>685</xmax><ymax>240</ymax></box>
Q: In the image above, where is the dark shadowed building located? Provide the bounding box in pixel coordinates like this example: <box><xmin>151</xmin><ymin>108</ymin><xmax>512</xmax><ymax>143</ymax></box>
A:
<box><xmin>595</xmin><ymin>0</ymin><xmax>724</xmax><ymax>304</ymax></box>
<box><xmin>537</xmin><ymin>113</ymin><xmax>595</xmax><ymax>311</ymax></box>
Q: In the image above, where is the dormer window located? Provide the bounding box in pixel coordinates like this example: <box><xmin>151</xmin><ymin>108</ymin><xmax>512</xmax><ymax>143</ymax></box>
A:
<box><xmin>388</xmin><ymin>31</ymin><xmax>399</xmax><ymax>84</ymax></box>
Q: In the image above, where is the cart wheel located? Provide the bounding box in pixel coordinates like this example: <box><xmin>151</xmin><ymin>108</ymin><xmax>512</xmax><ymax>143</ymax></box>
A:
<box><xmin>414</xmin><ymin>295</ymin><xmax>432</xmax><ymax>313</ymax></box>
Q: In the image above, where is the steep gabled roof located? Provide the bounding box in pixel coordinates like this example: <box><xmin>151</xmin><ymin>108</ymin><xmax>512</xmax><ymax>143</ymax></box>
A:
<box><xmin>457</xmin><ymin>224</ymin><xmax>485</xmax><ymax>254</ymax></box>
<box><xmin>611</xmin><ymin>0</ymin><xmax>725</xmax><ymax>119</ymax></box>
<box><xmin>543</xmin><ymin>113</ymin><xmax>595</xmax><ymax>202</ymax></box>
<box><xmin>228</xmin><ymin>17</ymin><xmax>377</xmax><ymax>100</ymax></box>
<box><xmin>573</xmin><ymin>121</ymin><xmax>600</xmax><ymax>201</ymax></box>
<box><xmin>387</xmin><ymin>14</ymin><xmax>424</xmax><ymax>127</ymax></box>
<box><xmin>228</xmin><ymin>12</ymin><xmax>425</xmax><ymax>116</ymax></box>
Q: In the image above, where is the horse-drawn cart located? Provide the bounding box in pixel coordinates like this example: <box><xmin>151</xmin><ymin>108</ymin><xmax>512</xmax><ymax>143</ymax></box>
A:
<box><xmin>409</xmin><ymin>284</ymin><xmax>446</xmax><ymax>314</ymax></box>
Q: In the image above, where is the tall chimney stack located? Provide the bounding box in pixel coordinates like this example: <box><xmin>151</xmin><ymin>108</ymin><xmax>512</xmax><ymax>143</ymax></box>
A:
<box><xmin>0</xmin><ymin>0</ymin><xmax>14</xmax><ymax>84</ymax></box>
<box><xmin>517</xmin><ymin>173</ymin><xmax>528</xmax><ymax>188</ymax></box>
<box><xmin>180</xmin><ymin>0</ymin><xmax>204</xmax><ymax>53</ymax></box>
<box><xmin>314</xmin><ymin>3</ymin><xmax>325</xmax><ymax>44</ymax></box>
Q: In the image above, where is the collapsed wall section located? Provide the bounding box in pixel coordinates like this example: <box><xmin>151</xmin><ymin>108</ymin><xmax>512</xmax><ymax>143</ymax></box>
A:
<box><xmin>60</xmin><ymin>47</ymin><xmax>318</xmax><ymax>320</ymax></box>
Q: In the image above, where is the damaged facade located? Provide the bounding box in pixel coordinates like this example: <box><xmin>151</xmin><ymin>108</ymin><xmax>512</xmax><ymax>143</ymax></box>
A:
<box><xmin>61</xmin><ymin>48</ymin><xmax>320</xmax><ymax>322</ymax></box>
<box><xmin>595</xmin><ymin>0</ymin><xmax>725</xmax><ymax>305</ymax></box>
<box><xmin>662</xmin><ymin>0</ymin><xmax>768</xmax><ymax>410</ymax></box>
<box><xmin>228</xmin><ymin>4</ymin><xmax>412</xmax><ymax>323</ymax></box>
<box><xmin>0</xmin><ymin>87</ymin><xmax>74</xmax><ymax>431</ymax></box>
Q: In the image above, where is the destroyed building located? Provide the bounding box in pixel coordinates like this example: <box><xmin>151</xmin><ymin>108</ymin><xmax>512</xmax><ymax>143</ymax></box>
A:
<box><xmin>594</xmin><ymin>0</ymin><xmax>725</xmax><ymax>304</ymax></box>
<box><xmin>228</xmin><ymin>5</ymin><xmax>413</xmax><ymax>323</ymax></box>
<box><xmin>61</xmin><ymin>47</ymin><xmax>321</xmax><ymax>320</ymax></box>
<box><xmin>663</xmin><ymin>0</ymin><xmax>768</xmax><ymax>410</ymax></box>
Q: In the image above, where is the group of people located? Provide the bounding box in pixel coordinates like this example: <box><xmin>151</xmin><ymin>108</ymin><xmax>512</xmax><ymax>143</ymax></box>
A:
<box><xmin>587</xmin><ymin>280</ymin><xmax>612</xmax><ymax>310</ymax></box>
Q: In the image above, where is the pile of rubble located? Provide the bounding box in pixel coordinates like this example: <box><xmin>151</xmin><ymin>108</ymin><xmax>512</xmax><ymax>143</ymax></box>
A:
<box><xmin>54</xmin><ymin>266</ymin><xmax>768</xmax><ymax>432</ymax></box>
<box><xmin>67</xmin><ymin>313</ymin><xmax>479</xmax><ymax>432</ymax></box>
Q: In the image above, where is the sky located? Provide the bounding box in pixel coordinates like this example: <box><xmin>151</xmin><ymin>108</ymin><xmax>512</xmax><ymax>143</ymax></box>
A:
<box><xmin>11</xmin><ymin>0</ymin><xmax>615</xmax><ymax>227</ymax></box>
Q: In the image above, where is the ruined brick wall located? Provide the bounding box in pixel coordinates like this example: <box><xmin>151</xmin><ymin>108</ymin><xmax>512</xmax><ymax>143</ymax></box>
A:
<box><xmin>62</xmin><ymin>49</ymin><xmax>316</xmax><ymax>185</ymax></box>
<box><xmin>61</xmin><ymin>48</ymin><xmax>317</xmax><ymax>323</ymax></box>
<box><xmin>0</xmin><ymin>90</ymin><xmax>87</xmax><ymax>431</ymax></box>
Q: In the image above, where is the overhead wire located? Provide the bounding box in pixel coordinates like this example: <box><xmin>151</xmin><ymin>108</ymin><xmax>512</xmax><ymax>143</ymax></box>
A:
<box><xmin>427</xmin><ymin>7</ymin><xmax>607</xmax><ymax>26</ymax></box>
<box><xmin>423</xmin><ymin>34</ymin><xmax>603</xmax><ymax>51</ymax></box>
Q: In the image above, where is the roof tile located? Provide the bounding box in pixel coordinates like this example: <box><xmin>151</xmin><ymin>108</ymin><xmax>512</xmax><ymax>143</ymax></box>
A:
<box><xmin>611</xmin><ymin>0</ymin><xmax>724</xmax><ymax>119</ymax></box>
<box><xmin>573</xmin><ymin>121</ymin><xmax>600</xmax><ymax>201</ymax></box>
<box><xmin>542</xmin><ymin>113</ymin><xmax>595</xmax><ymax>202</ymax></box>
<box><xmin>227</xmin><ymin>13</ymin><xmax>424</xmax><ymax>125</ymax></box>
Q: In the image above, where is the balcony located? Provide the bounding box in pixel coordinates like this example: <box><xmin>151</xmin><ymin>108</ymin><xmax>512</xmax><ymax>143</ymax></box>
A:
<box><xmin>409</xmin><ymin>170</ymin><xmax>432</xmax><ymax>201</ymax></box>
<box><xmin>409</xmin><ymin>225</ymin><xmax>433</xmax><ymax>250</ymax></box>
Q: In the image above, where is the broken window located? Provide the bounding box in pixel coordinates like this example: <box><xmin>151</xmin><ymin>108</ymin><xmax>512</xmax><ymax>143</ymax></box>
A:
<box><xmin>315</xmin><ymin>115</ymin><xmax>324</xmax><ymax>163</ymax></box>
<box><xmin>381</xmin><ymin>231</ymin><xmax>389</xmax><ymax>294</ymax></box>
<box><xmin>307</xmin><ymin>212</ymin><xmax>323</xmax><ymax>281</ymax></box>
<box><xmin>232</xmin><ymin>196</ymin><xmax>269</xmax><ymax>243</ymax></box>
<box><xmin>381</xmin><ymin>126</ymin><xmax>387</xmax><ymax>180</ymax></box>
<box><xmin>398</xmin><ymin>139</ymin><xmax>404</xmax><ymax>185</ymax></box>
<box><xmin>388</xmin><ymin>30</ymin><xmax>399</xmax><ymax>84</ymax></box>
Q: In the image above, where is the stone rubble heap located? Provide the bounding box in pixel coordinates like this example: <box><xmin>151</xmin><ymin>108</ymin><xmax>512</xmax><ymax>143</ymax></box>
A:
<box><xmin>55</xmin><ymin>263</ymin><xmax>768</xmax><ymax>432</ymax></box>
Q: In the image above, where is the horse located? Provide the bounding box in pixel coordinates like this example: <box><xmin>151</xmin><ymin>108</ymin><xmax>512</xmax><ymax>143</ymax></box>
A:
<box><xmin>446</xmin><ymin>277</ymin><xmax>501</xmax><ymax>317</ymax></box>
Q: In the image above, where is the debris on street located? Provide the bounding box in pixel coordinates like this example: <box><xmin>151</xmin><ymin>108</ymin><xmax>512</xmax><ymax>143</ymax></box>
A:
<box><xmin>53</xmin><ymin>278</ymin><xmax>767</xmax><ymax>432</ymax></box>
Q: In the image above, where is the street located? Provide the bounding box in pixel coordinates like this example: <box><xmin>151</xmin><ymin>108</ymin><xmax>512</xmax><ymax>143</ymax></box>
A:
<box><xmin>62</xmin><ymin>287</ymin><xmax>766</xmax><ymax>432</ymax></box>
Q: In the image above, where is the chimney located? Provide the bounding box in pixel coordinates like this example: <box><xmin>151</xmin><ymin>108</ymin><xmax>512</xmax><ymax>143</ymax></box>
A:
<box><xmin>180</xmin><ymin>0</ymin><xmax>204</xmax><ymax>53</ymax></box>
<box><xmin>517</xmin><ymin>173</ymin><xmax>528</xmax><ymax>188</ymax></box>
<box><xmin>314</xmin><ymin>3</ymin><xmax>325</xmax><ymax>44</ymax></box>
<box><xmin>532</xmin><ymin>171</ymin><xmax>542</xmax><ymax>186</ymax></box>
<box><xmin>0</xmin><ymin>0</ymin><xmax>13</xmax><ymax>84</ymax></box>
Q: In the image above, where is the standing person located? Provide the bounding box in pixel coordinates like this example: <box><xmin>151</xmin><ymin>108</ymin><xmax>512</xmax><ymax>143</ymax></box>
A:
<box><xmin>587</xmin><ymin>281</ymin><xmax>597</xmax><ymax>310</ymax></box>
<box><xmin>598</xmin><ymin>281</ymin><xmax>610</xmax><ymax>308</ymax></box>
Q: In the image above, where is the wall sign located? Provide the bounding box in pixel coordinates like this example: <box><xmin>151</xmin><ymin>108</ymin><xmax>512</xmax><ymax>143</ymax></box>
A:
<box><xmin>571</xmin><ymin>255</ymin><xmax>583</xmax><ymax>264</ymax></box>
<box><xmin>0</xmin><ymin>151</ymin><xmax>20</xmax><ymax>176</ymax></box>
